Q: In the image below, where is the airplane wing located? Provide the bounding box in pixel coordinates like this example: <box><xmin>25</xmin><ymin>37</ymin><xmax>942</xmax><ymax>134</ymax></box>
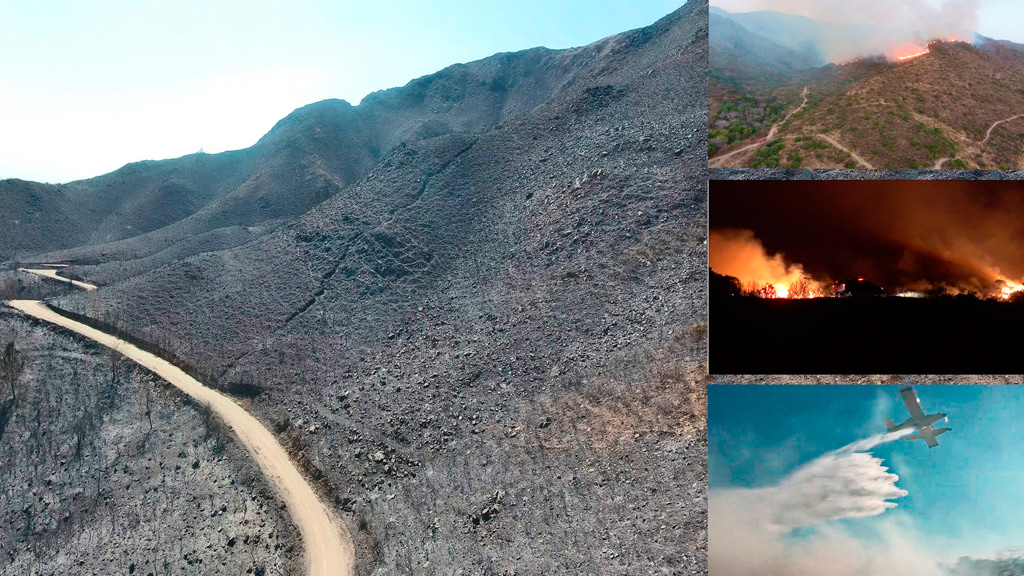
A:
<box><xmin>906</xmin><ymin>427</ymin><xmax>949</xmax><ymax>448</ymax></box>
<box><xmin>899</xmin><ymin>385</ymin><xmax>927</xmax><ymax>420</ymax></box>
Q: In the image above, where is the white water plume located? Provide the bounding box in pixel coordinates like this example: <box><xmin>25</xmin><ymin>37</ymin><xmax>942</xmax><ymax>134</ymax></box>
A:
<box><xmin>709</xmin><ymin>428</ymin><xmax>940</xmax><ymax>576</ymax></box>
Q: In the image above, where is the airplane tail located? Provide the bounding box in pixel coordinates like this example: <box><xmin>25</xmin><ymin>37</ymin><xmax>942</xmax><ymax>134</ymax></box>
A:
<box><xmin>934</xmin><ymin>427</ymin><xmax>951</xmax><ymax>437</ymax></box>
<box><xmin>885</xmin><ymin>418</ymin><xmax>897</xmax><ymax>431</ymax></box>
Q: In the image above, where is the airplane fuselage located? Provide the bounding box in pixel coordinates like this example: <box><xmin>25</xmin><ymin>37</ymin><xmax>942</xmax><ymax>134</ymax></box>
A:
<box><xmin>886</xmin><ymin>386</ymin><xmax>950</xmax><ymax>448</ymax></box>
<box><xmin>887</xmin><ymin>412</ymin><xmax>946</xmax><ymax>432</ymax></box>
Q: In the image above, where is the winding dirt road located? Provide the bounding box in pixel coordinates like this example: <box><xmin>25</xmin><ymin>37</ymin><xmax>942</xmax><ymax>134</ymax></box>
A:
<box><xmin>6</xmin><ymin>297</ymin><xmax>354</xmax><ymax>575</ymax></box>
<box><xmin>982</xmin><ymin>113</ymin><xmax>1024</xmax><ymax>144</ymax></box>
<box><xmin>19</xmin><ymin>267</ymin><xmax>98</xmax><ymax>291</ymax></box>
<box><xmin>930</xmin><ymin>113</ymin><xmax>1024</xmax><ymax>168</ymax></box>
<box><xmin>709</xmin><ymin>86</ymin><xmax>809</xmax><ymax>168</ymax></box>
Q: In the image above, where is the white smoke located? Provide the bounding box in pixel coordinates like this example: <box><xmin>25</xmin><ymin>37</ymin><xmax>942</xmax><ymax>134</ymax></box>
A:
<box><xmin>709</xmin><ymin>228</ymin><xmax>808</xmax><ymax>291</ymax></box>
<box><xmin>713</xmin><ymin>0</ymin><xmax>981</xmax><ymax>33</ymax></box>
<box><xmin>709</xmin><ymin>428</ymin><xmax>945</xmax><ymax>576</ymax></box>
<box><xmin>713</xmin><ymin>0</ymin><xmax>982</xmax><ymax>62</ymax></box>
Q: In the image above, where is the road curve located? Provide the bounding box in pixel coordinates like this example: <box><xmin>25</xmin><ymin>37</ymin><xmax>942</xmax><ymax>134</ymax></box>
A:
<box><xmin>709</xmin><ymin>86</ymin><xmax>809</xmax><ymax>168</ymax></box>
<box><xmin>6</xmin><ymin>300</ymin><xmax>354</xmax><ymax>576</ymax></box>
<box><xmin>20</xmin><ymin>268</ymin><xmax>98</xmax><ymax>291</ymax></box>
<box><xmin>771</xmin><ymin>86</ymin><xmax>810</xmax><ymax>139</ymax></box>
<box><xmin>982</xmin><ymin>113</ymin><xmax>1024</xmax><ymax>144</ymax></box>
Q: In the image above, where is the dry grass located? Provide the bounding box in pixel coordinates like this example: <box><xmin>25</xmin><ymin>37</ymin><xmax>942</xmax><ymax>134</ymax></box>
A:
<box><xmin>539</xmin><ymin>322</ymin><xmax>708</xmax><ymax>449</ymax></box>
<box><xmin>716</xmin><ymin>42</ymin><xmax>1024</xmax><ymax>168</ymax></box>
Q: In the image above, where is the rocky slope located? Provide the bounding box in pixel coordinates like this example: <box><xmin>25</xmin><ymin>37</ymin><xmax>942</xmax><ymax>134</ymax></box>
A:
<box><xmin>43</xmin><ymin>1</ymin><xmax>708</xmax><ymax>574</ymax></box>
<box><xmin>4</xmin><ymin>5</ymin><xmax>690</xmax><ymax>276</ymax></box>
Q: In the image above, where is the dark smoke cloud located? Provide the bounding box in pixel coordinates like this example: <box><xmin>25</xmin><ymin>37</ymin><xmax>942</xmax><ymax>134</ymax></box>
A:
<box><xmin>710</xmin><ymin>180</ymin><xmax>1024</xmax><ymax>294</ymax></box>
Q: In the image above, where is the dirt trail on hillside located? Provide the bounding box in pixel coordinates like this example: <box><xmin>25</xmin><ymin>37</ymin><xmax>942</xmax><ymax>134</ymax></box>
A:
<box><xmin>709</xmin><ymin>86</ymin><xmax>808</xmax><ymax>168</ymax></box>
<box><xmin>774</xmin><ymin>86</ymin><xmax>809</xmax><ymax>137</ymax></box>
<box><xmin>817</xmin><ymin>135</ymin><xmax>875</xmax><ymax>169</ymax></box>
<box><xmin>932</xmin><ymin>157</ymin><xmax>964</xmax><ymax>169</ymax></box>
<box><xmin>6</xmin><ymin>299</ymin><xmax>355</xmax><ymax>576</ymax></box>
<box><xmin>982</xmin><ymin>113</ymin><xmax>1024</xmax><ymax>144</ymax></box>
<box><xmin>20</xmin><ymin>268</ymin><xmax>98</xmax><ymax>291</ymax></box>
<box><xmin>929</xmin><ymin>114</ymin><xmax>1024</xmax><ymax>169</ymax></box>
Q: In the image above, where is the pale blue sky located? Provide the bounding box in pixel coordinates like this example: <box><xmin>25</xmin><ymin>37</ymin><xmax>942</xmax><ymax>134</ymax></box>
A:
<box><xmin>0</xmin><ymin>0</ymin><xmax>683</xmax><ymax>183</ymax></box>
<box><xmin>978</xmin><ymin>0</ymin><xmax>1024</xmax><ymax>41</ymax></box>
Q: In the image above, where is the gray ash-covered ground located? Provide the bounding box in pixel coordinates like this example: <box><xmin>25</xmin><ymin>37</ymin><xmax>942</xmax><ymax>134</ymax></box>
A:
<box><xmin>0</xmin><ymin>309</ymin><xmax>298</xmax><ymax>575</ymax></box>
<box><xmin>41</xmin><ymin>2</ymin><xmax>710</xmax><ymax>574</ymax></box>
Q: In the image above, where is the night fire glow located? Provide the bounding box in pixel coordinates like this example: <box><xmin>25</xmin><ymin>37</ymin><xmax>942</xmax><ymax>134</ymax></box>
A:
<box><xmin>711</xmin><ymin>181</ymin><xmax>1024</xmax><ymax>303</ymax></box>
<box><xmin>709</xmin><ymin>229</ymin><xmax>826</xmax><ymax>300</ymax></box>
<box><xmin>998</xmin><ymin>279</ymin><xmax>1024</xmax><ymax>300</ymax></box>
<box><xmin>711</xmin><ymin>227</ymin><xmax>1024</xmax><ymax>302</ymax></box>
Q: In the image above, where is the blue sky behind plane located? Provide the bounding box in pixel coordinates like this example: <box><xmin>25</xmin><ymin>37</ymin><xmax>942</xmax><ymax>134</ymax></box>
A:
<box><xmin>710</xmin><ymin>385</ymin><xmax>1024</xmax><ymax>562</ymax></box>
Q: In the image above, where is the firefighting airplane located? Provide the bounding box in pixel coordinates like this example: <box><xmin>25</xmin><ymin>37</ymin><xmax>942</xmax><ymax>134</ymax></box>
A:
<box><xmin>885</xmin><ymin>385</ymin><xmax>950</xmax><ymax>448</ymax></box>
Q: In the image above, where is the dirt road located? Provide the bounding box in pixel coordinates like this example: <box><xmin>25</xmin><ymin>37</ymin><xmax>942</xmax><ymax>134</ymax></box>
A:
<box><xmin>929</xmin><ymin>114</ymin><xmax>1024</xmax><ymax>168</ymax></box>
<box><xmin>774</xmin><ymin>86</ymin><xmax>810</xmax><ymax>137</ymax></box>
<box><xmin>982</xmin><ymin>113</ymin><xmax>1024</xmax><ymax>144</ymax></box>
<box><xmin>20</xmin><ymin>268</ymin><xmax>98</xmax><ymax>291</ymax></box>
<box><xmin>7</xmin><ymin>299</ymin><xmax>355</xmax><ymax>576</ymax></box>
<box><xmin>817</xmin><ymin>135</ymin><xmax>875</xmax><ymax>169</ymax></box>
<box><xmin>709</xmin><ymin>86</ymin><xmax>809</xmax><ymax>168</ymax></box>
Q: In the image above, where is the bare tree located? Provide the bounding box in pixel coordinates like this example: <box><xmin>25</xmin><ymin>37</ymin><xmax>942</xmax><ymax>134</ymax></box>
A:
<box><xmin>742</xmin><ymin>280</ymin><xmax>762</xmax><ymax>297</ymax></box>
<box><xmin>2</xmin><ymin>341</ymin><xmax>23</xmax><ymax>401</ymax></box>
<box><xmin>788</xmin><ymin>277</ymin><xmax>812</xmax><ymax>299</ymax></box>
<box><xmin>1</xmin><ymin>277</ymin><xmax>18</xmax><ymax>300</ymax></box>
<box><xmin>752</xmin><ymin>283</ymin><xmax>778</xmax><ymax>299</ymax></box>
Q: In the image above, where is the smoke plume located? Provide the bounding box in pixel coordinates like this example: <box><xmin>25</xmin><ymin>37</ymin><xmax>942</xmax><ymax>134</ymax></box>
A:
<box><xmin>709</xmin><ymin>229</ymin><xmax>810</xmax><ymax>296</ymax></box>
<box><xmin>713</xmin><ymin>0</ymin><xmax>981</xmax><ymax>62</ymax></box>
<box><xmin>711</xmin><ymin>181</ymin><xmax>1024</xmax><ymax>297</ymax></box>
<box><xmin>709</xmin><ymin>429</ymin><xmax>944</xmax><ymax>576</ymax></box>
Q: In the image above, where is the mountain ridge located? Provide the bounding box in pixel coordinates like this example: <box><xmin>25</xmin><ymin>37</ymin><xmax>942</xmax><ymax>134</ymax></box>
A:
<box><xmin>2</xmin><ymin>4</ymin><xmax>692</xmax><ymax>267</ymax></box>
<box><xmin>709</xmin><ymin>7</ymin><xmax>1024</xmax><ymax>169</ymax></box>
<box><xmin>4</xmin><ymin>3</ymin><xmax>707</xmax><ymax>574</ymax></box>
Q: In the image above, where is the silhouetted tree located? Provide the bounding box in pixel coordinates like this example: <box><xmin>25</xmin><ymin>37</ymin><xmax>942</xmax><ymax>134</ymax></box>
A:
<box><xmin>742</xmin><ymin>281</ymin><xmax>762</xmax><ymax>297</ymax></box>
<box><xmin>754</xmin><ymin>283</ymin><xmax>778</xmax><ymax>299</ymax></box>
<box><xmin>788</xmin><ymin>277</ymin><xmax>812</xmax><ymax>299</ymax></box>
<box><xmin>709</xmin><ymin>268</ymin><xmax>743</xmax><ymax>297</ymax></box>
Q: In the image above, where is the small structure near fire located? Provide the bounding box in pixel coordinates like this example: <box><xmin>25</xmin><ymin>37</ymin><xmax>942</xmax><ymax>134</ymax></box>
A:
<box><xmin>832</xmin><ymin>277</ymin><xmax>884</xmax><ymax>297</ymax></box>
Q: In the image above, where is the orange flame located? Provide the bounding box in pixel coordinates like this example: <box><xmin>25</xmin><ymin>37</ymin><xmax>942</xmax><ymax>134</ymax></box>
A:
<box><xmin>709</xmin><ymin>229</ymin><xmax>823</xmax><ymax>299</ymax></box>
<box><xmin>893</xmin><ymin>38</ymin><xmax>969</xmax><ymax>62</ymax></box>
<box><xmin>897</xmin><ymin>49</ymin><xmax>930</xmax><ymax>61</ymax></box>
<box><xmin>999</xmin><ymin>280</ymin><xmax>1024</xmax><ymax>300</ymax></box>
